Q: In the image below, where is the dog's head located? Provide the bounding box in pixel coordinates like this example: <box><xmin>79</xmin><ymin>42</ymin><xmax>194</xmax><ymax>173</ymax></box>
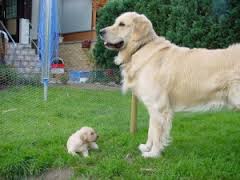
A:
<box><xmin>100</xmin><ymin>12</ymin><xmax>154</xmax><ymax>51</ymax></box>
<box><xmin>79</xmin><ymin>127</ymin><xmax>98</xmax><ymax>143</ymax></box>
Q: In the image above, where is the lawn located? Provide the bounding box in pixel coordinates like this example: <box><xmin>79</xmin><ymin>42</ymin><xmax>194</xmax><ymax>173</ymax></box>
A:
<box><xmin>0</xmin><ymin>85</ymin><xmax>240</xmax><ymax>179</ymax></box>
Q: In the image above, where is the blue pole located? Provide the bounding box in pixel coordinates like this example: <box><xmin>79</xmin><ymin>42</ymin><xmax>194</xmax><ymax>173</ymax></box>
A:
<box><xmin>43</xmin><ymin>0</ymin><xmax>51</xmax><ymax>101</ymax></box>
<box><xmin>38</xmin><ymin>0</ymin><xmax>59</xmax><ymax>101</ymax></box>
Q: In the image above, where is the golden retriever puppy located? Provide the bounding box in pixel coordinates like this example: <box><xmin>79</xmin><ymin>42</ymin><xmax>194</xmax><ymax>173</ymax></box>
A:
<box><xmin>67</xmin><ymin>127</ymin><xmax>99</xmax><ymax>157</ymax></box>
<box><xmin>100</xmin><ymin>12</ymin><xmax>240</xmax><ymax>158</ymax></box>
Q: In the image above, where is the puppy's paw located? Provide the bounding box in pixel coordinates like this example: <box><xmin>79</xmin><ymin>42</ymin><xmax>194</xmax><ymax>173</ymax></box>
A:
<box><xmin>142</xmin><ymin>151</ymin><xmax>160</xmax><ymax>158</ymax></box>
<box><xmin>93</xmin><ymin>144</ymin><xmax>99</xmax><ymax>150</ymax></box>
<box><xmin>138</xmin><ymin>144</ymin><xmax>151</xmax><ymax>153</ymax></box>
<box><xmin>90</xmin><ymin>142</ymin><xmax>99</xmax><ymax>150</ymax></box>
<box><xmin>82</xmin><ymin>151</ymin><xmax>89</xmax><ymax>158</ymax></box>
<box><xmin>68</xmin><ymin>151</ymin><xmax>78</xmax><ymax>156</ymax></box>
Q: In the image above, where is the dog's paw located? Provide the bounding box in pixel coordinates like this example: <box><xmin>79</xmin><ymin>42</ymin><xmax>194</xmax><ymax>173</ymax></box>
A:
<box><xmin>142</xmin><ymin>151</ymin><xmax>160</xmax><ymax>158</ymax></box>
<box><xmin>138</xmin><ymin>144</ymin><xmax>151</xmax><ymax>153</ymax></box>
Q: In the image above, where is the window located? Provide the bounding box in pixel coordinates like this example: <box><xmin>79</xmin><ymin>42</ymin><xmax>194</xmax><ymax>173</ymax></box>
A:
<box><xmin>6</xmin><ymin>0</ymin><xmax>17</xmax><ymax>19</ymax></box>
<box><xmin>61</xmin><ymin>0</ymin><xmax>92</xmax><ymax>33</ymax></box>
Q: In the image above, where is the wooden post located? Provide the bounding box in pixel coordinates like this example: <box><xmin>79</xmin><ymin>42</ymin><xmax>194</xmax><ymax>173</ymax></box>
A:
<box><xmin>92</xmin><ymin>0</ymin><xmax>97</xmax><ymax>31</ymax></box>
<box><xmin>130</xmin><ymin>94</ymin><xmax>138</xmax><ymax>134</ymax></box>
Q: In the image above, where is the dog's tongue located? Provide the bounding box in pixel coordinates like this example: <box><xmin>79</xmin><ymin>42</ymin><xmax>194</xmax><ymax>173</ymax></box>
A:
<box><xmin>104</xmin><ymin>41</ymin><xmax>123</xmax><ymax>49</ymax></box>
<box><xmin>105</xmin><ymin>42</ymin><xmax>115</xmax><ymax>48</ymax></box>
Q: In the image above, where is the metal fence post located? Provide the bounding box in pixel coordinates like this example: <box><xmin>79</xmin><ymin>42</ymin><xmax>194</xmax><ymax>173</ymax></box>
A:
<box><xmin>43</xmin><ymin>0</ymin><xmax>52</xmax><ymax>101</ymax></box>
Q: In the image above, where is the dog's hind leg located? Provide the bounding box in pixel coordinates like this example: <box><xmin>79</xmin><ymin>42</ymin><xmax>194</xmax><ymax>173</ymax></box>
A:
<box><xmin>228</xmin><ymin>83</ymin><xmax>240</xmax><ymax>110</ymax></box>
<box><xmin>68</xmin><ymin>150</ymin><xmax>78</xmax><ymax>156</ymax></box>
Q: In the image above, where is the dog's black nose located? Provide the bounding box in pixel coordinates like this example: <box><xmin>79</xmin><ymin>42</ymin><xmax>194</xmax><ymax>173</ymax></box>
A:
<box><xmin>99</xmin><ymin>29</ymin><xmax>106</xmax><ymax>37</ymax></box>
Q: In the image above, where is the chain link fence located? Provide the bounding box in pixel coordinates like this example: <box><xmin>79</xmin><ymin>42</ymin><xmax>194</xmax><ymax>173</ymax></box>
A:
<box><xmin>0</xmin><ymin>40</ymin><xmax>141</xmax><ymax>179</ymax></box>
<box><xmin>0</xmin><ymin>41</ymin><xmax>125</xmax><ymax>115</ymax></box>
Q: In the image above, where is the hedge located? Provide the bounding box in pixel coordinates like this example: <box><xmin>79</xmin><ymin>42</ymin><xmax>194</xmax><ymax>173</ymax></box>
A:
<box><xmin>93</xmin><ymin>0</ymin><xmax>240</xmax><ymax>68</ymax></box>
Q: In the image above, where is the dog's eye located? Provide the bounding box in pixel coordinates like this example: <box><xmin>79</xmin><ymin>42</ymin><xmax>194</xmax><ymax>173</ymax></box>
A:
<box><xmin>119</xmin><ymin>22</ymin><xmax>125</xmax><ymax>27</ymax></box>
<box><xmin>91</xmin><ymin>132</ymin><xmax>94</xmax><ymax>135</ymax></box>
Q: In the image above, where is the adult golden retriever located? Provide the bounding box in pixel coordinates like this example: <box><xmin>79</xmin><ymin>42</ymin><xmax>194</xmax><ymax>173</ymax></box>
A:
<box><xmin>100</xmin><ymin>12</ymin><xmax>240</xmax><ymax>158</ymax></box>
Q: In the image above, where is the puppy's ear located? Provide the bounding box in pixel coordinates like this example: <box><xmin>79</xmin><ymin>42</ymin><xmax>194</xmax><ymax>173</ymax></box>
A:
<box><xmin>80</xmin><ymin>133</ymin><xmax>87</xmax><ymax>142</ymax></box>
<box><xmin>132</xmin><ymin>14</ymin><xmax>152</xmax><ymax>41</ymax></box>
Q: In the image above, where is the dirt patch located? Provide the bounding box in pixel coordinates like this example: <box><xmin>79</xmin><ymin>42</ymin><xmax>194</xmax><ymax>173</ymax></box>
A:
<box><xmin>51</xmin><ymin>82</ymin><xmax>121</xmax><ymax>91</ymax></box>
<box><xmin>28</xmin><ymin>168</ymin><xmax>74</xmax><ymax>180</ymax></box>
<box><xmin>68</xmin><ymin>82</ymin><xmax>121</xmax><ymax>90</ymax></box>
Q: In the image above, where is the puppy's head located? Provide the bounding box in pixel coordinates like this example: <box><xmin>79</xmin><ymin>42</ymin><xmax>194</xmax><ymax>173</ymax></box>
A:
<box><xmin>79</xmin><ymin>127</ymin><xmax>98</xmax><ymax>143</ymax></box>
<box><xmin>100</xmin><ymin>12</ymin><xmax>154</xmax><ymax>51</ymax></box>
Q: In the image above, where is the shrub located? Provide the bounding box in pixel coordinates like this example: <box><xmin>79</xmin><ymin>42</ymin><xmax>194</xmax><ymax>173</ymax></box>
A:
<box><xmin>93</xmin><ymin>0</ymin><xmax>240</xmax><ymax>68</ymax></box>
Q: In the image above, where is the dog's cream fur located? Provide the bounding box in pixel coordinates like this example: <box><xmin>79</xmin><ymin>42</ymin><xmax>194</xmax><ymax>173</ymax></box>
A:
<box><xmin>101</xmin><ymin>12</ymin><xmax>240</xmax><ymax>158</ymax></box>
<box><xmin>67</xmin><ymin>127</ymin><xmax>98</xmax><ymax>157</ymax></box>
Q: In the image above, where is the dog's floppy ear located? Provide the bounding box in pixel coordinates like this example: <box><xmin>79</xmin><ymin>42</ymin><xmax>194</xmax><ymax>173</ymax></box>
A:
<box><xmin>80</xmin><ymin>133</ymin><xmax>88</xmax><ymax>142</ymax></box>
<box><xmin>132</xmin><ymin>14</ymin><xmax>152</xmax><ymax>41</ymax></box>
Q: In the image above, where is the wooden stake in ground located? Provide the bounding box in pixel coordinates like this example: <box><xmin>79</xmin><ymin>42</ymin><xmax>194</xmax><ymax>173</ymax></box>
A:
<box><xmin>130</xmin><ymin>94</ymin><xmax>138</xmax><ymax>134</ymax></box>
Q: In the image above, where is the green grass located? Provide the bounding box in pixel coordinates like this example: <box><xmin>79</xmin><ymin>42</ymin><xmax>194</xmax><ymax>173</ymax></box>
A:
<box><xmin>1</xmin><ymin>86</ymin><xmax>240</xmax><ymax>179</ymax></box>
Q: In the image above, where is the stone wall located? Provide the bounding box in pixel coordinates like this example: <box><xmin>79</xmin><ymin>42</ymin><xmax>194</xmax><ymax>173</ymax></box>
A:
<box><xmin>5</xmin><ymin>43</ymin><xmax>41</xmax><ymax>75</ymax></box>
<box><xmin>59</xmin><ymin>42</ymin><xmax>95</xmax><ymax>71</ymax></box>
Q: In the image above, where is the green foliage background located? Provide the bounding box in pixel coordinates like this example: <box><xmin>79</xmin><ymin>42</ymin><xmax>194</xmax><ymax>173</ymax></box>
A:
<box><xmin>93</xmin><ymin>0</ymin><xmax>240</xmax><ymax>68</ymax></box>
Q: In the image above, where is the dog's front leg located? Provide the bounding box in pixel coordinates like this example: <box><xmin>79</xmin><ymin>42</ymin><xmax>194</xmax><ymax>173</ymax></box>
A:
<box><xmin>142</xmin><ymin>107</ymin><xmax>173</xmax><ymax>158</ymax></box>
<box><xmin>82</xmin><ymin>150</ymin><xmax>89</xmax><ymax>157</ymax></box>
<box><xmin>139</xmin><ymin>120</ymin><xmax>153</xmax><ymax>153</ymax></box>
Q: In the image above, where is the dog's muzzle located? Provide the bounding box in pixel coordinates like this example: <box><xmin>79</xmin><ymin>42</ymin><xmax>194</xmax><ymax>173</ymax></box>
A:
<box><xmin>104</xmin><ymin>41</ymin><xmax>124</xmax><ymax>49</ymax></box>
<box><xmin>99</xmin><ymin>28</ymin><xmax>124</xmax><ymax>50</ymax></box>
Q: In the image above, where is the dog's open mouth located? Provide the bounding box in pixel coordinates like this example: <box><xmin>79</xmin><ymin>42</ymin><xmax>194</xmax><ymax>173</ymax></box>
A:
<box><xmin>104</xmin><ymin>41</ymin><xmax>124</xmax><ymax>49</ymax></box>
